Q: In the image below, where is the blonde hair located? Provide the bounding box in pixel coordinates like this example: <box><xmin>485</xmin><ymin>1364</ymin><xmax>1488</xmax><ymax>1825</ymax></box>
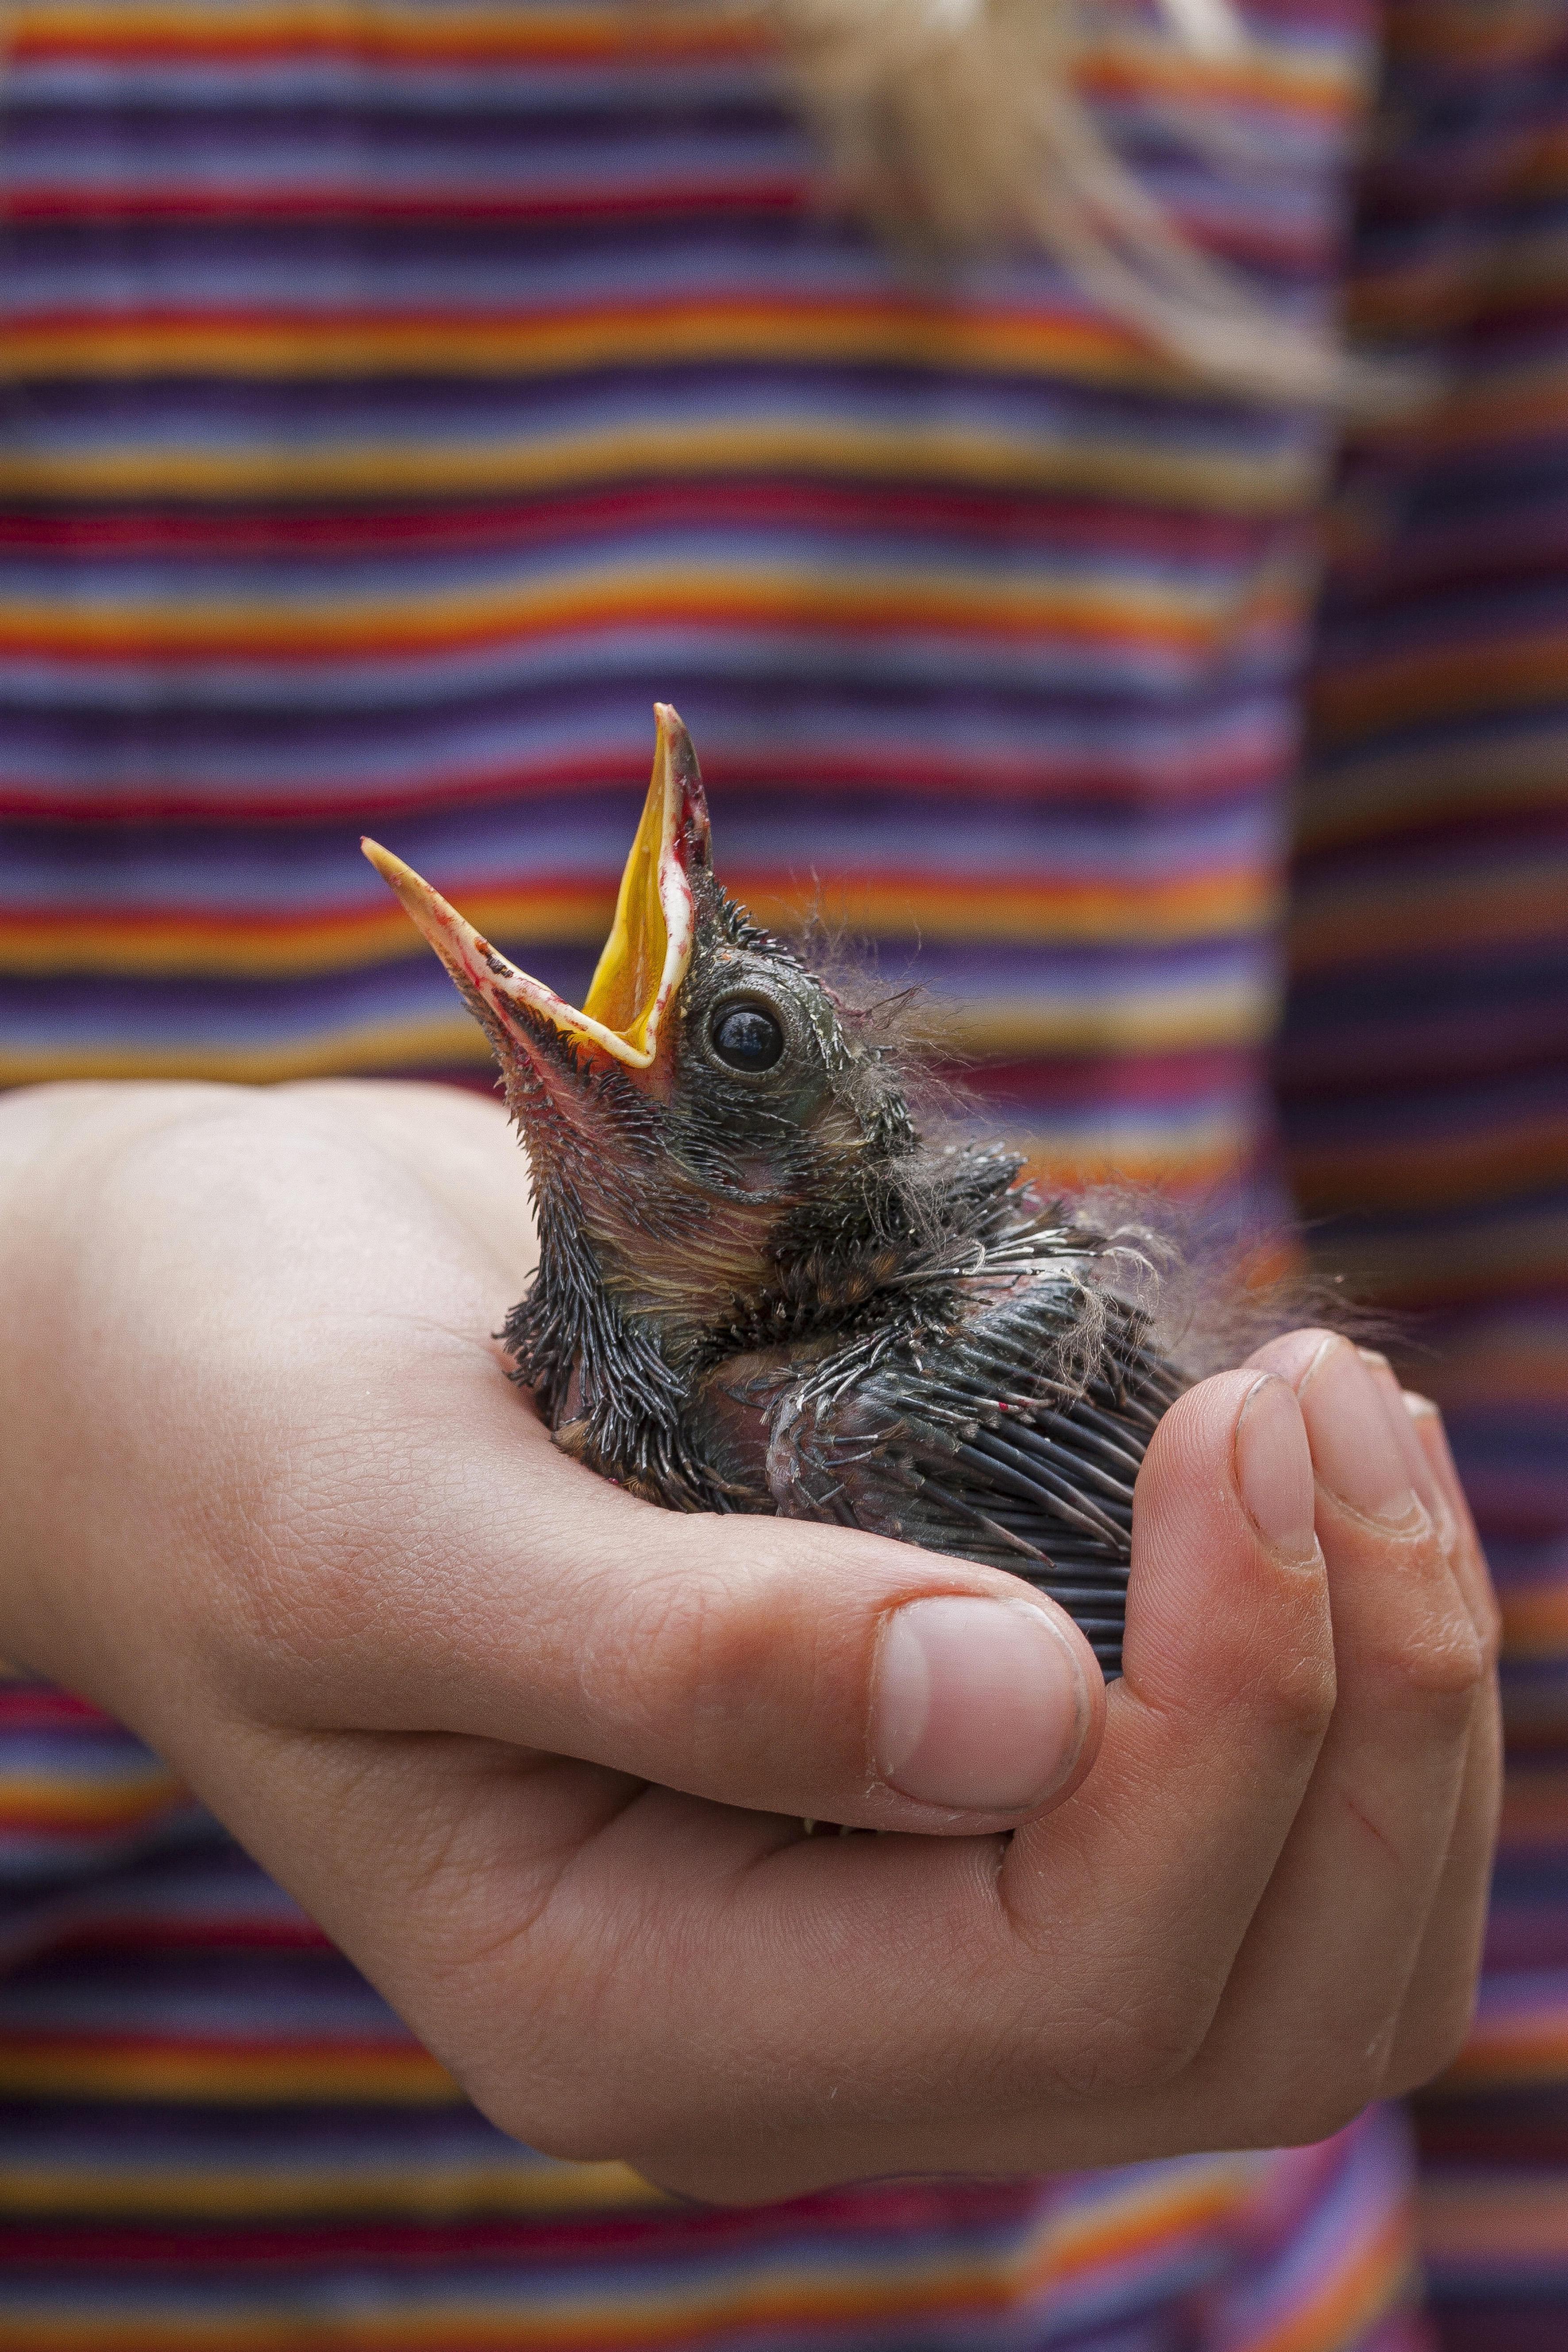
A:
<box><xmin>755</xmin><ymin>0</ymin><xmax>1392</xmax><ymax>405</ymax></box>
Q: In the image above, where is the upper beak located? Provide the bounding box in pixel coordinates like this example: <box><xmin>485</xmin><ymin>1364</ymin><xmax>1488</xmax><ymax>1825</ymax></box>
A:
<box><xmin>363</xmin><ymin>703</ymin><xmax>710</xmax><ymax>1073</ymax></box>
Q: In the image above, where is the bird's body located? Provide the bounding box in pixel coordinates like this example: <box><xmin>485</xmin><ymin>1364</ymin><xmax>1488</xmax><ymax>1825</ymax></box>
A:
<box><xmin>510</xmin><ymin>1148</ymin><xmax>1181</xmax><ymax>1678</ymax></box>
<box><xmin>366</xmin><ymin>708</ymin><xmax>1191</xmax><ymax>1675</ymax></box>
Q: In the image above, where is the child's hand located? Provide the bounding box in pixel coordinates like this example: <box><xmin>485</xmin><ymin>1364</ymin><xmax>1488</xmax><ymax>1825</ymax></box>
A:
<box><xmin>0</xmin><ymin>1081</ymin><xmax>1499</xmax><ymax>2202</ymax></box>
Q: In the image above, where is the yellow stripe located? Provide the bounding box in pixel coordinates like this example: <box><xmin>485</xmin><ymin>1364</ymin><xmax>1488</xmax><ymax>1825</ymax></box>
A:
<box><xmin>0</xmin><ymin>1016</ymin><xmax>500</xmax><ymax>1087</ymax></box>
<box><xmin>0</xmin><ymin>418</ymin><xmax>1318</xmax><ymax>517</ymax></box>
<box><xmin>0</xmin><ymin>979</ymin><xmax>1279</xmax><ymax>1089</ymax></box>
<box><xmin>1313</xmin><ymin>622</ymin><xmax>1568</xmax><ymax>742</ymax></box>
<box><xmin>1352</xmin><ymin>229</ymin><xmax>1568</xmax><ymax>335</ymax></box>
<box><xmin>1367</xmin><ymin>353</ymin><xmax>1568</xmax><ymax>460</ymax></box>
<box><xmin>1416</xmin><ymin>1330</ymin><xmax>1568</xmax><ymax>1415</ymax></box>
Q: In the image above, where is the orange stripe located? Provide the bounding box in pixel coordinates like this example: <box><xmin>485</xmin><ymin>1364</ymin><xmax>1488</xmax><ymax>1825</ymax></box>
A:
<box><xmin>1082</xmin><ymin>43</ymin><xmax>1357</xmax><ymax>122</ymax></box>
<box><xmin>1499</xmin><ymin>1585</ymin><xmax>1568</xmax><ymax>1663</ymax></box>
<box><xmin>0</xmin><ymin>2034</ymin><xmax>465</xmax><ymax>2103</ymax></box>
<box><xmin>1290</xmin><ymin>1112</ymin><xmax>1568</xmax><ymax>1220</ymax></box>
<box><xmin>1252</xmin><ymin>2208</ymin><xmax>1414</xmax><ymax>2352</ymax></box>
<box><xmin>1441</xmin><ymin>2030</ymin><xmax>1568</xmax><ymax>2091</ymax></box>
<box><xmin>1420</xmin><ymin>1335</ymin><xmax>1568</xmax><ymax>1415</ymax></box>
<box><xmin>10</xmin><ymin>0</ymin><xmax>1357</xmax><ymax>121</ymax></box>
<box><xmin>1313</xmin><ymin>625</ymin><xmax>1568</xmax><ymax>741</ymax></box>
<box><xmin>1299</xmin><ymin>1215</ymin><xmax>1568</xmax><ymax>1313</ymax></box>
<box><xmin>12</xmin><ymin>3</ymin><xmax>753</xmax><ymax>68</ymax></box>
<box><xmin>0</xmin><ymin>1765</ymin><xmax>188</xmax><ymax>1828</ymax></box>
<box><xmin>1013</xmin><ymin>2165</ymin><xmax>1255</xmax><ymax>2293</ymax></box>
<box><xmin>0</xmin><ymin>566</ymin><xmax>1270</xmax><ymax>661</ymax></box>
<box><xmin>1419</xmin><ymin>2176</ymin><xmax>1568</xmax><ymax>2262</ymax></box>
<box><xmin>1499</xmin><ymin>1766</ymin><xmax>1568</xmax><ymax>1844</ymax></box>
<box><xmin>0</xmin><ymin>301</ymin><xmax>1177</xmax><ymax>389</ymax></box>
<box><xmin>1288</xmin><ymin>865</ymin><xmax>1568</xmax><ymax>971</ymax></box>
<box><xmin>0</xmin><ymin>871</ymin><xmax>1277</xmax><ymax>978</ymax></box>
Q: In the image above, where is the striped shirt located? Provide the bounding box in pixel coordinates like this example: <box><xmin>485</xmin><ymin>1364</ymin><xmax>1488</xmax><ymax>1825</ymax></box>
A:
<box><xmin>0</xmin><ymin>0</ymin><xmax>1560</xmax><ymax>2344</ymax></box>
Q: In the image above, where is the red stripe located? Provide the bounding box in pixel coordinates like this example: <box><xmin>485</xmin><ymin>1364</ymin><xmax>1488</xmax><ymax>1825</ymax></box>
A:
<box><xmin>0</xmin><ymin>493</ymin><xmax>1271</xmax><ymax>562</ymax></box>
<box><xmin>0</xmin><ymin>745</ymin><xmax>1279</xmax><ymax>828</ymax></box>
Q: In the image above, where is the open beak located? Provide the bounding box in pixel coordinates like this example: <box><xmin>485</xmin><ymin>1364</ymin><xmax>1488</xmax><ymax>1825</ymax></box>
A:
<box><xmin>363</xmin><ymin>703</ymin><xmax>710</xmax><ymax>1073</ymax></box>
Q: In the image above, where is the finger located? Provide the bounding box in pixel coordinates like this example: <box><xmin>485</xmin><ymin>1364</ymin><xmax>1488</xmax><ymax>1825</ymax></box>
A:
<box><xmin>1192</xmin><ymin>1333</ymin><xmax>1484</xmax><ymax>2137</ymax></box>
<box><xmin>1401</xmin><ymin>1383</ymin><xmax>1502</xmax><ymax>1648</ymax></box>
<box><xmin>1384</xmin><ymin>1393</ymin><xmax>1503</xmax><ymax>2093</ymax></box>
<box><xmin>215</xmin><ymin>1318</ymin><xmax>1106</xmax><ymax>1840</ymax></box>
<box><xmin>998</xmin><ymin>1370</ymin><xmax>1337</xmax><ymax>2094</ymax></box>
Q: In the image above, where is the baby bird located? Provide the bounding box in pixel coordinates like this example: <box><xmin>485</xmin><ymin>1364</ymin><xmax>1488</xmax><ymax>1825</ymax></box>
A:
<box><xmin>365</xmin><ymin>706</ymin><xmax>1190</xmax><ymax>1674</ymax></box>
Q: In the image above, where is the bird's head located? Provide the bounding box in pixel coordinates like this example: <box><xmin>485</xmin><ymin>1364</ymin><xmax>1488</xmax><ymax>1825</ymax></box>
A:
<box><xmin>364</xmin><ymin>706</ymin><xmax>921</xmax><ymax>1370</ymax></box>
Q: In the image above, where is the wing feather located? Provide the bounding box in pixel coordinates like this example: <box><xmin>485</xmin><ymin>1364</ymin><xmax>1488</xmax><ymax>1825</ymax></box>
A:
<box><xmin>765</xmin><ymin>1277</ymin><xmax>1185</xmax><ymax>1675</ymax></box>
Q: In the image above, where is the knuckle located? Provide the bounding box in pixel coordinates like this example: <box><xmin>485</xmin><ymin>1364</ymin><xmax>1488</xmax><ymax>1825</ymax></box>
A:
<box><xmin>1367</xmin><ymin>1588</ymin><xmax>1487</xmax><ymax>1710</ymax></box>
<box><xmin>1251</xmin><ymin>1639</ymin><xmax>1338</xmax><ymax>1743</ymax></box>
<box><xmin>585</xmin><ymin>1560</ymin><xmax>745</xmax><ymax>1767</ymax></box>
<box><xmin>1037</xmin><ymin>1970</ymin><xmax>1211</xmax><ymax>2100</ymax></box>
<box><xmin>612</xmin><ymin>1562</ymin><xmax>713</xmax><ymax>1701</ymax></box>
<box><xmin>596</xmin><ymin>1551</ymin><xmax>834</xmax><ymax>1782</ymax></box>
<box><xmin>1222</xmin><ymin>2046</ymin><xmax>1387</xmax><ymax>2151</ymax></box>
<box><xmin>1182</xmin><ymin>1548</ymin><xmax>1336</xmax><ymax>1746</ymax></box>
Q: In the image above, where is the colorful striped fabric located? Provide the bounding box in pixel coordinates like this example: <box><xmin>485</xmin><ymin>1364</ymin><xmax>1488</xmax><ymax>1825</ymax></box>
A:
<box><xmin>0</xmin><ymin>0</ymin><xmax>1553</xmax><ymax>2343</ymax></box>
<box><xmin>1275</xmin><ymin>4</ymin><xmax>1568</xmax><ymax>2345</ymax></box>
<box><xmin>0</xmin><ymin>0</ymin><xmax>1357</xmax><ymax>1210</ymax></box>
<box><xmin>0</xmin><ymin>1717</ymin><xmax>1428</xmax><ymax>2351</ymax></box>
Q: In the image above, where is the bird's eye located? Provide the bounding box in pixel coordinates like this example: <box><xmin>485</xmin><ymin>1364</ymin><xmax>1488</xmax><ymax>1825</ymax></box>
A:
<box><xmin>709</xmin><ymin>1001</ymin><xmax>785</xmax><ymax>1072</ymax></box>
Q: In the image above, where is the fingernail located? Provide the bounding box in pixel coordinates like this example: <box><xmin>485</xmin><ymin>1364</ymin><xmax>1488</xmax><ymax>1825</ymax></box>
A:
<box><xmin>872</xmin><ymin>1596</ymin><xmax>1088</xmax><ymax>1813</ymax></box>
<box><xmin>1354</xmin><ymin>1345</ymin><xmax>1449</xmax><ymax>1521</ymax></box>
<box><xmin>1400</xmin><ymin>1390</ymin><xmax>1472</xmax><ymax>1551</ymax></box>
<box><xmin>1400</xmin><ymin>1390</ymin><xmax>1464</xmax><ymax>1546</ymax></box>
<box><xmin>1234</xmin><ymin>1374</ymin><xmax>1317</xmax><ymax>1562</ymax></box>
<box><xmin>1300</xmin><ymin>1339</ymin><xmax>1423</xmax><ymax>1528</ymax></box>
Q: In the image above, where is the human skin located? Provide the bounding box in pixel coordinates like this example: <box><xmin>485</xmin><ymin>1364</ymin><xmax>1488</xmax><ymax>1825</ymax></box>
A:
<box><xmin>0</xmin><ymin>1078</ymin><xmax>1502</xmax><ymax>2203</ymax></box>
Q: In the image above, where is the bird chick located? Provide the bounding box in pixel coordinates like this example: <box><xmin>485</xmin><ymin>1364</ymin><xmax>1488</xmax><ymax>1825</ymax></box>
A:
<box><xmin>364</xmin><ymin>706</ymin><xmax>1189</xmax><ymax>1674</ymax></box>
